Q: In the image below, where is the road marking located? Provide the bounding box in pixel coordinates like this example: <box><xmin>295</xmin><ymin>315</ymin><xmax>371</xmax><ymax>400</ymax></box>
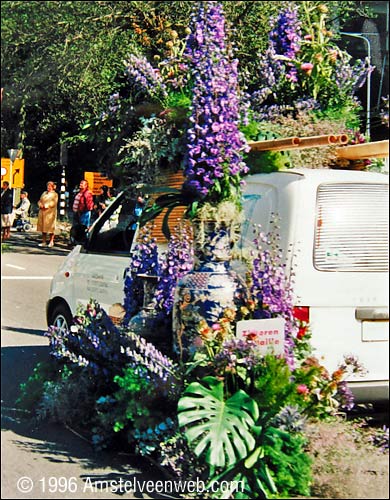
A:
<box><xmin>5</xmin><ymin>264</ymin><xmax>26</xmax><ymax>270</ymax></box>
<box><xmin>1</xmin><ymin>276</ymin><xmax>52</xmax><ymax>280</ymax></box>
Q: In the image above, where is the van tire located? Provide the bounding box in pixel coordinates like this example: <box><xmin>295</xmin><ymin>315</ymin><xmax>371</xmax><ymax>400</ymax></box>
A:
<box><xmin>49</xmin><ymin>303</ymin><xmax>73</xmax><ymax>334</ymax></box>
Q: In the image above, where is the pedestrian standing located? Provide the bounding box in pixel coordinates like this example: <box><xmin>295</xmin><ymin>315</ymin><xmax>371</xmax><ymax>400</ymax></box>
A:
<box><xmin>72</xmin><ymin>179</ymin><xmax>94</xmax><ymax>229</ymax></box>
<box><xmin>1</xmin><ymin>181</ymin><xmax>14</xmax><ymax>241</ymax></box>
<box><xmin>37</xmin><ymin>181</ymin><xmax>58</xmax><ymax>247</ymax></box>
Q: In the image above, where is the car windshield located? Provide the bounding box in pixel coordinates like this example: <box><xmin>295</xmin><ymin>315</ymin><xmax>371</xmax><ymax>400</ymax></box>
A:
<box><xmin>86</xmin><ymin>191</ymin><xmax>137</xmax><ymax>254</ymax></box>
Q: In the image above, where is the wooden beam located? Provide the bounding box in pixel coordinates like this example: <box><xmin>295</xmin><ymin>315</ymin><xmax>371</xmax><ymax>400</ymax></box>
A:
<box><xmin>336</xmin><ymin>140</ymin><xmax>389</xmax><ymax>160</ymax></box>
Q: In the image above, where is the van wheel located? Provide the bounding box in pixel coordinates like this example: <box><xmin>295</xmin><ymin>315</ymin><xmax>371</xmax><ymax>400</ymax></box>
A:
<box><xmin>50</xmin><ymin>304</ymin><xmax>73</xmax><ymax>334</ymax></box>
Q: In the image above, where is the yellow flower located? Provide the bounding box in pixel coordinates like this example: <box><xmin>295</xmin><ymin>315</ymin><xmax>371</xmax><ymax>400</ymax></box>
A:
<box><xmin>223</xmin><ymin>308</ymin><xmax>236</xmax><ymax>321</ymax></box>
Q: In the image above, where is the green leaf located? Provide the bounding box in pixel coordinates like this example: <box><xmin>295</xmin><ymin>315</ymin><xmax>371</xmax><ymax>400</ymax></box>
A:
<box><xmin>244</xmin><ymin>446</ymin><xmax>263</xmax><ymax>469</ymax></box>
<box><xmin>178</xmin><ymin>376</ymin><xmax>258</xmax><ymax>468</ymax></box>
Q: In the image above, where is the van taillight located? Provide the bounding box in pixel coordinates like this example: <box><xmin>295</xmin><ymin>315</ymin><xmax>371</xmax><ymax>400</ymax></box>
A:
<box><xmin>293</xmin><ymin>306</ymin><xmax>310</xmax><ymax>339</ymax></box>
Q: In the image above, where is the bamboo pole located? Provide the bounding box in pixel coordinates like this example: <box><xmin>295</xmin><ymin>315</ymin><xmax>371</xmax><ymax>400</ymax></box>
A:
<box><xmin>248</xmin><ymin>137</ymin><xmax>301</xmax><ymax>152</ymax></box>
<box><xmin>336</xmin><ymin>134</ymin><xmax>349</xmax><ymax>145</ymax></box>
<box><xmin>248</xmin><ymin>134</ymin><xmax>350</xmax><ymax>152</ymax></box>
<box><xmin>296</xmin><ymin>134</ymin><xmax>340</xmax><ymax>149</ymax></box>
<box><xmin>336</xmin><ymin>140</ymin><xmax>389</xmax><ymax>160</ymax></box>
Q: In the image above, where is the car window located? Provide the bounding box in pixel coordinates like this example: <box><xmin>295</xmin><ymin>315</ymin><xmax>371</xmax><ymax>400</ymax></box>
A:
<box><xmin>86</xmin><ymin>192</ymin><xmax>136</xmax><ymax>254</ymax></box>
<box><xmin>314</xmin><ymin>183</ymin><xmax>389</xmax><ymax>272</ymax></box>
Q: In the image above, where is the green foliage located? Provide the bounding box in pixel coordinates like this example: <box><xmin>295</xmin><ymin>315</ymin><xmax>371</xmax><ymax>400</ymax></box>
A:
<box><xmin>252</xmin><ymin>356</ymin><xmax>298</xmax><ymax>423</ymax></box>
<box><xmin>246</xmin><ymin>150</ymin><xmax>291</xmax><ymax>174</ymax></box>
<box><xmin>264</xmin><ymin>427</ymin><xmax>312</xmax><ymax>497</ymax></box>
<box><xmin>36</xmin><ymin>365</ymin><xmax>99</xmax><ymax>425</ymax></box>
<box><xmin>178</xmin><ymin>376</ymin><xmax>259</xmax><ymax>469</ymax></box>
<box><xmin>16</xmin><ymin>360</ymin><xmax>60</xmax><ymax>413</ymax></box>
<box><xmin>111</xmin><ymin>365</ymin><xmax>167</xmax><ymax>433</ymax></box>
<box><xmin>1</xmin><ymin>1</ymin><xmax>370</xmax><ymax>188</ymax></box>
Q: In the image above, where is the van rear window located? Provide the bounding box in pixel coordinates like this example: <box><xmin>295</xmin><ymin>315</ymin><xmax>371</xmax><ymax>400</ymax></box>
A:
<box><xmin>314</xmin><ymin>183</ymin><xmax>389</xmax><ymax>272</ymax></box>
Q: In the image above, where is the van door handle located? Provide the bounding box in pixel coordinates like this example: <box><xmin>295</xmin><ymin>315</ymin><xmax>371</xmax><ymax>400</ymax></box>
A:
<box><xmin>355</xmin><ymin>307</ymin><xmax>389</xmax><ymax>321</ymax></box>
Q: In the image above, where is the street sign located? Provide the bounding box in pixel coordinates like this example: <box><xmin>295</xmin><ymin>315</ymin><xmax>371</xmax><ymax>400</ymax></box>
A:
<box><xmin>1</xmin><ymin>158</ymin><xmax>25</xmax><ymax>188</ymax></box>
<box><xmin>84</xmin><ymin>171</ymin><xmax>113</xmax><ymax>195</ymax></box>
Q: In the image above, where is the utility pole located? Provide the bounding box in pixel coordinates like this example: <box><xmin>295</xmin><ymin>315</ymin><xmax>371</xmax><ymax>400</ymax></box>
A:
<box><xmin>59</xmin><ymin>144</ymin><xmax>68</xmax><ymax>220</ymax></box>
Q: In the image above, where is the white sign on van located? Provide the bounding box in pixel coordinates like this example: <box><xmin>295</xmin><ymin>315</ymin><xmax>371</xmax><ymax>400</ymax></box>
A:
<box><xmin>236</xmin><ymin>317</ymin><xmax>285</xmax><ymax>356</ymax></box>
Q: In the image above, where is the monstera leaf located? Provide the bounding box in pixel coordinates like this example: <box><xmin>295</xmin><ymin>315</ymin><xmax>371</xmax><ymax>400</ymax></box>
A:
<box><xmin>178</xmin><ymin>376</ymin><xmax>259</xmax><ymax>468</ymax></box>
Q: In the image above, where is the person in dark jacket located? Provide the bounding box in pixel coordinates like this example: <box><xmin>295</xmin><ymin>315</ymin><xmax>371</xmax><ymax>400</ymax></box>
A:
<box><xmin>1</xmin><ymin>181</ymin><xmax>14</xmax><ymax>241</ymax></box>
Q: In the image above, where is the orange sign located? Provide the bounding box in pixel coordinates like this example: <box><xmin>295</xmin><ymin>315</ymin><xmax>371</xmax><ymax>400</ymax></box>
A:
<box><xmin>1</xmin><ymin>158</ymin><xmax>25</xmax><ymax>188</ymax></box>
<box><xmin>84</xmin><ymin>171</ymin><xmax>113</xmax><ymax>195</ymax></box>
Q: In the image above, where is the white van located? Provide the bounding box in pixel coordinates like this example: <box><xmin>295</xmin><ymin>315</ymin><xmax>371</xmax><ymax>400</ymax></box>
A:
<box><xmin>47</xmin><ymin>168</ymin><xmax>389</xmax><ymax>402</ymax></box>
<box><xmin>241</xmin><ymin>168</ymin><xmax>389</xmax><ymax>402</ymax></box>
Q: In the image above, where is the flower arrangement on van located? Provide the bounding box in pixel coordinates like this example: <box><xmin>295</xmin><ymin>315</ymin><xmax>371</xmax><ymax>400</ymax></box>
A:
<box><xmin>245</xmin><ymin>3</ymin><xmax>374</xmax><ymax>171</ymax></box>
<box><xmin>140</xmin><ymin>0</ymin><xmax>249</xmax><ymax>236</ymax></box>
<box><xmin>19</xmin><ymin>215</ymin><xmax>368</xmax><ymax>499</ymax></box>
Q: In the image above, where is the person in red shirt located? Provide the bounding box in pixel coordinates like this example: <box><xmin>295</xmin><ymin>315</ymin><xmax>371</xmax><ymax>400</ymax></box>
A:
<box><xmin>72</xmin><ymin>179</ymin><xmax>94</xmax><ymax>228</ymax></box>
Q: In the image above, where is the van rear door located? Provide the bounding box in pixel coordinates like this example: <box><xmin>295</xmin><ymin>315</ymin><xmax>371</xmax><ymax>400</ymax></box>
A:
<box><xmin>293</xmin><ymin>174</ymin><xmax>389</xmax><ymax>402</ymax></box>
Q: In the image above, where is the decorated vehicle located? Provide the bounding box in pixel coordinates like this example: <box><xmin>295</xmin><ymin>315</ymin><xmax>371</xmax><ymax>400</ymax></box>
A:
<box><xmin>46</xmin><ymin>168</ymin><xmax>389</xmax><ymax>403</ymax></box>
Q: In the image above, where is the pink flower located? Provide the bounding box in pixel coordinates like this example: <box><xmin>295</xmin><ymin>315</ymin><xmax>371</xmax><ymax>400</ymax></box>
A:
<box><xmin>297</xmin><ymin>384</ymin><xmax>310</xmax><ymax>395</ymax></box>
<box><xmin>300</xmin><ymin>62</ymin><xmax>314</xmax><ymax>75</ymax></box>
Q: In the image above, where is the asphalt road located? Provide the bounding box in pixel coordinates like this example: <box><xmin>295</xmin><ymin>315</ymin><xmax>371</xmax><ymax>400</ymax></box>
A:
<box><xmin>1</xmin><ymin>231</ymin><xmax>170</xmax><ymax>500</ymax></box>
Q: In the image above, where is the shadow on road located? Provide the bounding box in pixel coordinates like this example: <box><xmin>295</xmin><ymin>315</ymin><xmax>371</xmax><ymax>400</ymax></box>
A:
<box><xmin>4</xmin><ymin>232</ymin><xmax>71</xmax><ymax>256</ymax></box>
<box><xmin>1</xmin><ymin>345</ymin><xmax>50</xmax><ymax>408</ymax></box>
<box><xmin>2</xmin><ymin>325</ymin><xmax>47</xmax><ymax>338</ymax></box>
<box><xmin>1</xmin><ymin>344</ymin><xmax>177</xmax><ymax>498</ymax></box>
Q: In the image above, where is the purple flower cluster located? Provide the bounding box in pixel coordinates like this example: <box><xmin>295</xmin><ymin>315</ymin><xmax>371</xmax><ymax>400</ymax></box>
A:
<box><xmin>182</xmin><ymin>1</ymin><xmax>249</xmax><ymax>202</ymax></box>
<box><xmin>121</xmin><ymin>330</ymin><xmax>178</xmax><ymax>389</ymax></box>
<box><xmin>249</xmin><ymin>223</ymin><xmax>297</xmax><ymax>367</ymax></box>
<box><xmin>213</xmin><ymin>337</ymin><xmax>264</xmax><ymax>376</ymax></box>
<box><xmin>336</xmin><ymin>380</ymin><xmax>355</xmax><ymax>411</ymax></box>
<box><xmin>124</xmin><ymin>54</ymin><xmax>168</xmax><ymax>103</ymax></box>
<box><xmin>46</xmin><ymin>298</ymin><xmax>179</xmax><ymax>396</ymax></box>
<box><xmin>155</xmin><ymin>222</ymin><xmax>194</xmax><ymax>317</ymax></box>
<box><xmin>123</xmin><ymin>225</ymin><xmax>160</xmax><ymax>324</ymax></box>
<box><xmin>45</xmin><ymin>300</ymin><xmax>130</xmax><ymax>378</ymax></box>
<box><xmin>269</xmin><ymin>6</ymin><xmax>302</xmax><ymax>83</ymax></box>
<box><xmin>333</xmin><ymin>53</ymin><xmax>373</xmax><ymax>95</ymax></box>
<box><xmin>99</xmin><ymin>92</ymin><xmax>121</xmax><ymax>121</ymax></box>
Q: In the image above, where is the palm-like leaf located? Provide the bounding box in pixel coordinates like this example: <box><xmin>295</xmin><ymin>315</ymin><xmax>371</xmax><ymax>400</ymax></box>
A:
<box><xmin>178</xmin><ymin>376</ymin><xmax>259</xmax><ymax>468</ymax></box>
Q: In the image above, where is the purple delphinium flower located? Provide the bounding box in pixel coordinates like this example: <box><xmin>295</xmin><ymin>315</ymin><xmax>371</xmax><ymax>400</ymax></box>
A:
<box><xmin>269</xmin><ymin>6</ymin><xmax>302</xmax><ymax>83</ymax></box>
<box><xmin>249</xmin><ymin>221</ymin><xmax>297</xmax><ymax>368</ymax></box>
<box><xmin>155</xmin><ymin>222</ymin><xmax>194</xmax><ymax>318</ymax></box>
<box><xmin>182</xmin><ymin>1</ymin><xmax>249</xmax><ymax>203</ymax></box>
<box><xmin>123</xmin><ymin>225</ymin><xmax>160</xmax><ymax>325</ymax></box>
<box><xmin>125</xmin><ymin>53</ymin><xmax>168</xmax><ymax>103</ymax></box>
<box><xmin>250</xmin><ymin>6</ymin><xmax>304</xmax><ymax>117</ymax></box>
<box><xmin>336</xmin><ymin>380</ymin><xmax>355</xmax><ymax>411</ymax></box>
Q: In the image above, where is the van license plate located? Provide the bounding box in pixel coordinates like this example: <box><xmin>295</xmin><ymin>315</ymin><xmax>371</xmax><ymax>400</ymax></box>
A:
<box><xmin>362</xmin><ymin>321</ymin><xmax>389</xmax><ymax>342</ymax></box>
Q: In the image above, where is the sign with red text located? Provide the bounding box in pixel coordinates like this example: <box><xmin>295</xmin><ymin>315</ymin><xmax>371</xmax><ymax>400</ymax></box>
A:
<box><xmin>236</xmin><ymin>318</ymin><xmax>285</xmax><ymax>356</ymax></box>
